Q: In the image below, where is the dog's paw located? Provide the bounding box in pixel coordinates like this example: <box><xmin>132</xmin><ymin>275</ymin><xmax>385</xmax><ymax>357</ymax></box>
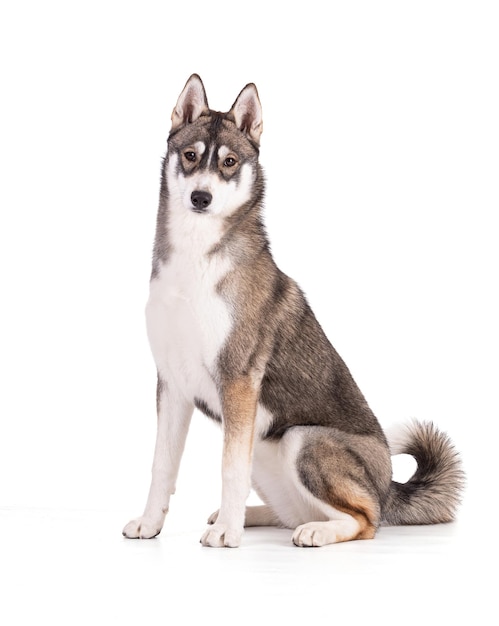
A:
<box><xmin>122</xmin><ymin>517</ymin><xmax>162</xmax><ymax>539</ymax></box>
<box><xmin>207</xmin><ymin>509</ymin><xmax>219</xmax><ymax>525</ymax></box>
<box><xmin>292</xmin><ymin>522</ymin><xmax>335</xmax><ymax>547</ymax></box>
<box><xmin>200</xmin><ymin>523</ymin><xmax>242</xmax><ymax>548</ymax></box>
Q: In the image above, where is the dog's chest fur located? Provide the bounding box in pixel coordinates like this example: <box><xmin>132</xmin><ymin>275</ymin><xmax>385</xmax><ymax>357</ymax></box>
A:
<box><xmin>146</xmin><ymin>213</ymin><xmax>233</xmax><ymax>411</ymax></box>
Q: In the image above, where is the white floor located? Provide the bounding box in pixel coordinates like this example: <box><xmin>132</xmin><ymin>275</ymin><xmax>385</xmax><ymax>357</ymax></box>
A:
<box><xmin>0</xmin><ymin>504</ymin><xmax>492</xmax><ymax>625</ymax></box>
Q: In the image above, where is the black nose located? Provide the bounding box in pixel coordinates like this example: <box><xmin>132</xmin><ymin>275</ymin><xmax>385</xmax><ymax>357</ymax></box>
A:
<box><xmin>191</xmin><ymin>190</ymin><xmax>212</xmax><ymax>212</ymax></box>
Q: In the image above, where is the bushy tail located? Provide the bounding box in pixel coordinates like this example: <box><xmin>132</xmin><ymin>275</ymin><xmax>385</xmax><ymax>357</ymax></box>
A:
<box><xmin>382</xmin><ymin>420</ymin><xmax>465</xmax><ymax>525</ymax></box>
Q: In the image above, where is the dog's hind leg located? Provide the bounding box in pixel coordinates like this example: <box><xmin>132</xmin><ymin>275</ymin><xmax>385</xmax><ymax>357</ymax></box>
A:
<box><xmin>254</xmin><ymin>427</ymin><xmax>390</xmax><ymax>547</ymax></box>
<box><xmin>244</xmin><ymin>505</ymin><xmax>280</xmax><ymax>527</ymax></box>
<box><xmin>289</xmin><ymin>428</ymin><xmax>389</xmax><ymax>547</ymax></box>
<box><xmin>207</xmin><ymin>505</ymin><xmax>280</xmax><ymax>527</ymax></box>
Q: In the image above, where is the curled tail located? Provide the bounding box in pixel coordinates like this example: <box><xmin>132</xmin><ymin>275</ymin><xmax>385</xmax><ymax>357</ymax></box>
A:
<box><xmin>382</xmin><ymin>420</ymin><xmax>465</xmax><ymax>525</ymax></box>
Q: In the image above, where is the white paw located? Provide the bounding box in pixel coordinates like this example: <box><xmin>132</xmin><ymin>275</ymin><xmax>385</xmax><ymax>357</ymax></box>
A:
<box><xmin>122</xmin><ymin>517</ymin><xmax>163</xmax><ymax>539</ymax></box>
<box><xmin>292</xmin><ymin>522</ymin><xmax>334</xmax><ymax>547</ymax></box>
<box><xmin>200</xmin><ymin>523</ymin><xmax>242</xmax><ymax>548</ymax></box>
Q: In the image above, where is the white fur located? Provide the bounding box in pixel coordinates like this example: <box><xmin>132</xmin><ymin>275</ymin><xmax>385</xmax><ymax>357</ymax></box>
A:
<box><xmin>384</xmin><ymin>422</ymin><xmax>412</xmax><ymax>455</ymax></box>
<box><xmin>217</xmin><ymin>145</ymin><xmax>231</xmax><ymax>160</ymax></box>
<box><xmin>146</xmin><ymin>254</ymin><xmax>232</xmax><ymax>412</ymax></box>
<box><xmin>194</xmin><ymin>140</ymin><xmax>206</xmax><ymax>155</ymax></box>
<box><xmin>254</xmin><ymin>404</ymin><xmax>275</xmax><ymax>439</ymax></box>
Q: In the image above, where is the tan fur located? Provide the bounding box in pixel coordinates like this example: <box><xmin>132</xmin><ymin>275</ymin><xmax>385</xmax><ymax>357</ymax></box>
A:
<box><xmin>221</xmin><ymin>376</ymin><xmax>258</xmax><ymax>460</ymax></box>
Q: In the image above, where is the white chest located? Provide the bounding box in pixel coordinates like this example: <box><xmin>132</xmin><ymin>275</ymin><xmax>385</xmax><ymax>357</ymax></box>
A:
<box><xmin>146</xmin><ymin>242</ymin><xmax>233</xmax><ymax>408</ymax></box>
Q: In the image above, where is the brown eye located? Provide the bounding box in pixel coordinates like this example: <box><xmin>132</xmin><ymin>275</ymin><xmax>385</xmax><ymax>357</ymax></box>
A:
<box><xmin>223</xmin><ymin>156</ymin><xmax>237</xmax><ymax>167</ymax></box>
<box><xmin>184</xmin><ymin>151</ymin><xmax>196</xmax><ymax>162</ymax></box>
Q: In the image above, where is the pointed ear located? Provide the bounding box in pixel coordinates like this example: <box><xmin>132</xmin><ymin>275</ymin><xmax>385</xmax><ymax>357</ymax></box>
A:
<box><xmin>229</xmin><ymin>83</ymin><xmax>263</xmax><ymax>145</ymax></box>
<box><xmin>171</xmin><ymin>74</ymin><xmax>209</xmax><ymax>130</ymax></box>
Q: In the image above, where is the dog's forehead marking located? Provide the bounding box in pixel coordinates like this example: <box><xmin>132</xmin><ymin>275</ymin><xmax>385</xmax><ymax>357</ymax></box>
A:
<box><xmin>218</xmin><ymin>145</ymin><xmax>230</xmax><ymax>159</ymax></box>
<box><xmin>207</xmin><ymin>143</ymin><xmax>217</xmax><ymax>164</ymax></box>
<box><xmin>194</xmin><ymin>141</ymin><xmax>206</xmax><ymax>154</ymax></box>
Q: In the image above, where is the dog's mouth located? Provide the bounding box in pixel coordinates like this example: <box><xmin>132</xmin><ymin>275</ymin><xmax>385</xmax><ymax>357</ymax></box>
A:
<box><xmin>191</xmin><ymin>190</ymin><xmax>212</xmax><ymax>213</ymax></box>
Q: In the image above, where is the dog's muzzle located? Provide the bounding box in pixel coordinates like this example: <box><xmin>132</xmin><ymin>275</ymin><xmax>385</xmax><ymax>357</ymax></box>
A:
<box><xmin>191</xmin><ymin>190</ymin><xmax>212</xmax><ymax>213</ymax></box>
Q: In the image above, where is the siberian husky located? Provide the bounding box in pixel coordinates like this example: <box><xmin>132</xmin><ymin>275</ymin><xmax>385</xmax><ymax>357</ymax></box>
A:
<box><xmin>123</xmin><ymin>75</ymin><xmax>464</xmax><ymax>547</ymax></box>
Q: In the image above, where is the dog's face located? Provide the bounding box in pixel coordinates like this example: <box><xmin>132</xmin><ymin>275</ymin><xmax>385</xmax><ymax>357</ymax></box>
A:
<box><xmin>167</xmin><ymin>117</ymin><xmax>258</xmax><ymax>218</ymax></box>
<box><xmin>166</xmin><ymin>75</ymin><xmax>263</xmax><ymax>219</ymax></box>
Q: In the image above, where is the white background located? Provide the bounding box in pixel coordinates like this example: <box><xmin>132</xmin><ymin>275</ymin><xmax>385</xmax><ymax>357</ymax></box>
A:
<box><xmin>0</xmin><ymin>1</ymin><xmax>497</xmax><ymax>624</ymax></box>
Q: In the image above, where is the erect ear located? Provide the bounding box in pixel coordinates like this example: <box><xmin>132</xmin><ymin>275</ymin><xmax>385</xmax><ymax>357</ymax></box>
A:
<box><xmin>228</xmin><ymin>83</ymin><xmax>263</xmax><ymax>145</ymax></box>
<box><xmin>171</xmin><ymin>74</ymin><xmax>209</xmax><ymax>130</ymax></box>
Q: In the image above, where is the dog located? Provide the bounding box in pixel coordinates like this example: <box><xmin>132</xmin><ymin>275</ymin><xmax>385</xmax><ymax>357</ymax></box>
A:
<box><xmin>122</xmin><ymin>74</ymin><xmax>464</xmax><ymax>547</ymax></box>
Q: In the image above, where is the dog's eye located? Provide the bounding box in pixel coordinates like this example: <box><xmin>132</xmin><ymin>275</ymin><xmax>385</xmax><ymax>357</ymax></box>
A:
<box><xmin>223</xmin><ymin>156</ymin><xmax>237</xmax><ymax>168</ymax></box>
<box><xmin>184</xmin><ymin>151</ymin><xmax>197</xmax><ymax>162</ymax></box>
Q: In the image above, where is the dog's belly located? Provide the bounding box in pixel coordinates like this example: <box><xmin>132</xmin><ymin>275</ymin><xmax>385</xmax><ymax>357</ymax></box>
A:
<box><xmin>146</xmin><ymin>256</ymin><xmax>232</xmax><ymax>408</ymax></box>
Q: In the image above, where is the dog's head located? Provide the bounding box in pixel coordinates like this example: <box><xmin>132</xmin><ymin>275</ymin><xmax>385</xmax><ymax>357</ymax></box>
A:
<box><xmin>165</xmin><ymin>74</ymin><xmax>263</xmax><ymax>218</ymax></box>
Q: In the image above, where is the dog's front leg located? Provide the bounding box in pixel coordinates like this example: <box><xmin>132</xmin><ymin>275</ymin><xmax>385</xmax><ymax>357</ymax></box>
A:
<box><xmin>200</xmin><ymin>377</ymin><xmax>257</xmax><ymax>548</ymax></box>
<box><xmin>123</xmin><ymin>376</ymin><xmax>193</xmax><ymax>539</ymax></box>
